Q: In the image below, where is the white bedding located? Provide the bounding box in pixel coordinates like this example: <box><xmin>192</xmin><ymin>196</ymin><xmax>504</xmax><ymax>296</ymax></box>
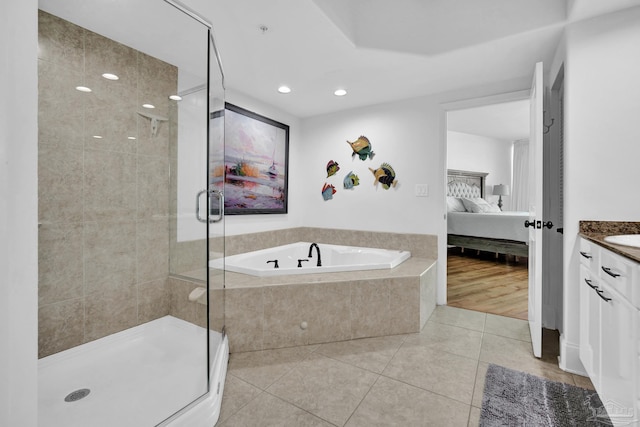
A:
<box><xmin>447</xmin><ymin>211</ymin><xmax>530</xmax><ymax>243</ymax></box>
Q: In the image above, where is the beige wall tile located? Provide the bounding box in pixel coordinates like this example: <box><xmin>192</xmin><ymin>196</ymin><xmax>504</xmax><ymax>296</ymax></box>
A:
<box><xmin>83</xmin><ymin>220</ymin><xmax>136</xmax><ymax>294</ymax></box>
<box><xmin>420</xmin><ymin>263</ymin><xmax>437</xmax><ymax>328</ymax></box>
<box><xmin>388</xmin><ymin>278</ymin><xmax>420</xmax><ymax>335</ymax></box>
<box><xmin>38</xmin><ymin>223</ymin><xmax>83</xmax><ymax>306</ymax></box>
<box><xmin>226</xmin><ymin>287</ymin><xmax>264</xmax><ymax>353</ymax></box>
<box><xmin>136</xmin><ymin>219</ymin><xmax>169</xmax><ymax>283</ymax></box>
<box><xmin>38</xmin><ymin>145</ymin><xmax>83</xmax><ymax>223</ymax></box>
<box><xmin>84</xmin><ymin>284</ymin><xmax>137</xmax><ymax>342</ymax></box>
<box><xmin>263</xmin><ymin>285</ymin><xmax>311</xmax><ymax>349</ymax></box>
<box><xmin>84</xmin><ymin>30</ymin><xmax>137</xmax><ymax>87</ymax></box>
<box><xmin>38</xmin><ymin>298</ymin><xmax>84</xmax><ymax>358</ymax></box>
<box><xmin>137</xmin><ymin>155</ymin><xmax>169</xmax><ymax>219</ymax></box>
<box><xmin>137</xmin><ymin>278</ymin><xmax>169</xmax><ymax>324</ymax></box>
<box><xmin>37</xmin><ymin>10</ymin><xmax>84</xmax><ymax>70</ymax></box>
<box><xmin>37</xmin><ymin>60</ymin><xmax>84</xmax><ymax>151</ymax></box>
<box><xmin>308</xmin><ymin>282</ymin><xmax>351</xmax><ymax>344</ymax></box>
<box><xmin>84</xmin><ymin>150</ymin><xmax>137</xmax><ymax>221</ymax></box>
<box><xmin>351</xmin><ymin>280</ymin><xmax>391</xmax><ymax>339</ymax></box>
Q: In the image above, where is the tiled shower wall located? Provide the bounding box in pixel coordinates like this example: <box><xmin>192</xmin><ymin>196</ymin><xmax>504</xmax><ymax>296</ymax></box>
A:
<box><xmin>38</xmin><ymin>11</ymin><xmax>177</xmax><ymax>358</ymax></box>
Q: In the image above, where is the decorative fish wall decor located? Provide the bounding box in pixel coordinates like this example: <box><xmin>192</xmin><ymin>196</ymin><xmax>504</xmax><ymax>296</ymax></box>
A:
<box><xmin>326</xmin><ymin>160</ymin><xmax>340</xmax><ymax>177</ymax></box>
<box><xmin>369</xmin><ymin>163</ymin><xmax>397</xmax><ymax>190</ymax></box>
<box><xmin>322</xmin><ymin>183</ymin><xmax>336</xmax><ymax>200</ymax></box>
<box><xmin>343</xmin><ymin>171</ymin><xmax>360</xmax><ymax>189</ymax></box>
<box><xmin>347</xmin><ymin>136</ymin><xmax>375</xmax><ymax>161</ymax></box>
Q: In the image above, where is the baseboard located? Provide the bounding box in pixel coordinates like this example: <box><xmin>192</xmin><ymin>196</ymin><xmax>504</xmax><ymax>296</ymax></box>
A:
<box><xmin>558</xmin><ymin>333</ymin><xmax>587</xmax><ymax>376</ymax></box>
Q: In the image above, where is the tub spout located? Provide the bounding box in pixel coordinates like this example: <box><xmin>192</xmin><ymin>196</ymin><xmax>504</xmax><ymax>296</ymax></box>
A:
<box><xmin>308</xmin><ymin>243</ymin><xmax>322</xmax><ymax>267</ymax></box>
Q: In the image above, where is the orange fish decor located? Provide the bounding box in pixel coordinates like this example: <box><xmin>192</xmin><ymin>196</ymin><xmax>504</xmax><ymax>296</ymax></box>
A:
<box><xmin>322</xmin><ymin>183</ymin><xmax>336</xmax><ymax>200</ymax></box>
<box><xmin>369</xmin><ymin>163</ymin><xmax>397</xmax><ymax>190</ymax></box>
<box><xmin>347</xmin><ymin>136</ymin><xmax>375</xmax><ymax>161</ymax></box>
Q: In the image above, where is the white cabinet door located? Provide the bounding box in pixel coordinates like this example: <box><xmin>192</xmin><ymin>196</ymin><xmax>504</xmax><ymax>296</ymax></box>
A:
<box><xmin>599</xmin><ymin>282</ymin><xmax>638</xmax><ymax>425</ymax></box>
<box><xmin>579</xmin><ymin>264</ymin><xmax>601</xmax><ymax>389</ymax></box>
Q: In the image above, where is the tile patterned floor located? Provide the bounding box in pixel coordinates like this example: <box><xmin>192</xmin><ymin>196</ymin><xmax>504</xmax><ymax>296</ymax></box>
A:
<box><xmin>216</xmin><ymin>306</ymin><xmax>593</xmax><ymax>427</ymax></box>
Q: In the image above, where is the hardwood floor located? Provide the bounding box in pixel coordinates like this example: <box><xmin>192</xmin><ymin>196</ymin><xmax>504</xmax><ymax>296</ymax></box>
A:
<box><xmin>447</xmin><ymin>247</ymin><xmax>528</xmax><ymax>320</ymax></box>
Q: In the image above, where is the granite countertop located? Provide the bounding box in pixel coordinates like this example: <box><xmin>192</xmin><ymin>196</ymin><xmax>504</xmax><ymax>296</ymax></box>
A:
<box><xmin>579</xmin><ymin>221</ymin><xmax>640</xmax><ymax>263</ymax></box>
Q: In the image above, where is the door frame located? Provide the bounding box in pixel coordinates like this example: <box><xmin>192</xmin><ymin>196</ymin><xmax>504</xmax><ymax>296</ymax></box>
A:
<box><xmin>438</xmin><ymin>90</ymin><xmax>530</xmax><ymax>307</ymax></box>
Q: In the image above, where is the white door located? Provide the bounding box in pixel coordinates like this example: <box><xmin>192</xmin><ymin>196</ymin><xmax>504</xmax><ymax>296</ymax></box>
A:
<box><xmin>528</xmin><ymin>62</ymin><xmax>544</xmax><ymax>358</ymax></box>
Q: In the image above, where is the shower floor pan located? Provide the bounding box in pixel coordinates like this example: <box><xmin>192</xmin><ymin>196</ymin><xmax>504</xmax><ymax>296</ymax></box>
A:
<box><xmin>38</xmin><ymin>316</ymin><xmax>222</xmax><ymax>427</ymax></box>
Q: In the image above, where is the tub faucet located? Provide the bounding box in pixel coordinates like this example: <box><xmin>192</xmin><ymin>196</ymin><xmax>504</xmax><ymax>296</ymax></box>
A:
<box><xmin>308</xmin><ymin>243</ymin><xmax>322</xmax><ymax>267</ymax></box>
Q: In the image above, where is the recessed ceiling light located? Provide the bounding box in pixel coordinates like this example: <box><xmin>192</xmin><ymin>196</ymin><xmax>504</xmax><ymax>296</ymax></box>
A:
<box><xmin>75</xmin><ymin>86</ymin><xmax>92</xmax><ymax>92</ymax></box>
<box><xmin>102</xmin><ymin>73</ymin><xmax>119</xmax><ymax>80</ymax></box>
<box><xmin>127</xmin><ymin>136</ymin><xmax>136</xmax><ymax>140</ymax></box>
<box><xmin>334</xmin><ymin>89</ymin><xmax>347</xmax><ymax>97</ymax></box>
<box><xmin>92</xmin><ymin>135</ymin><xmax>103</xmax><ymax>139</ymax></box>
<box><xmin>278</xmin><ymin>86</ymin><xmax>291</xmax><ymax>94</ymax></box>
<box><xmin>142</xmin><ymin>104</ymin><xmax>155</xmax><ymax>109</ymax></box>
<box><xmin>169</xmin><ymin>95</ymin><xmax>182</xmax><ymax>101</ymax></box>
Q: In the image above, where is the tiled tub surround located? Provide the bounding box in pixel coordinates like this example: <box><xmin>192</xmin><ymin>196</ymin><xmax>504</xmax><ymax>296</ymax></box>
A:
<box><xmin>38</xmin><ymin>11</ymin><xmax>176</xmax><ymax>357</ymax></box>
<box><xmin>198</xmin><ymin>228</ymin><xmax>438</xmax><ymax>353</ymax></box>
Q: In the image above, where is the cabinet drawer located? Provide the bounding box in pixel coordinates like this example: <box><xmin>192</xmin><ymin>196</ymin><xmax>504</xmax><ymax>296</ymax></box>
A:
<box><xmin>600</xmin><ymin>248</ymin><xmax>634</xmax><ymax>302</ymax></box>
<box><xmin>579</xmin><ymin>238</ymin><xmax>598</xmax><ymax>268</ymax></box>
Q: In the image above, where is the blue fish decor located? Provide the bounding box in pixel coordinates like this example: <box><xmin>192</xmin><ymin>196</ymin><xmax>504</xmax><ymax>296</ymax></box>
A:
<box><xmin>322</xmin><ymin>183</ymin><xmax>336</xmax><ymax>200</ymax></box>
<box><xmin>369</xmin><ymin>163</ymin><xmax>397</xmax><ymax>190</ymax></box>
<box><xmin>347</xmin><ymin>136</ymin><xmax>375</xmax><ymax>161</ymax></box>
<box><xmin>343</xmin><ymin>171</ymin><xmax>360</xmax><ymax>189</ymax></box>
<box><xmin>326</xmin><ymin>160</ymin><xmax>340</xmax><ymax>177</ymax></box>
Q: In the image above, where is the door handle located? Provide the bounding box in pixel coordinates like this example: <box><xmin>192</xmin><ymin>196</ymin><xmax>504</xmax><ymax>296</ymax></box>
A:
<box><xmin>524</xmin><ymin>220</ymin><xmax>535</xmax><ymax>228</ymax></box>
<box><xmin>196</xmin><ymin>189</ymin><xmax>224</xmax><ymax>223</ymax></box>
<box><xmin>601</xmin><ymin>266</ymin><xmax>620</xmax><ymax>278</ymax></box>
<box><xmin>542</xmin><ymin>221</ymin><xmax>553</xmax><ymax>229</ymax></box>
<box><xmin>209</xmin><ymin>189</ymin><xmax>224</xmax><ymax>223</ymax></box>
<box><xmin>595</xmin><ymin>288</ymin><xmax>612</xmax><ymax>302</ymax></box>
<box><xmin>579</xmin><ymin>251</ymin><xmax>592</xmax><ymax>259</ymax></box>
<box><xmin>196</xmin><ymin>189</ymin><xmax>207</xmax><ymax>223</ymax></box>
<box><xmin>584</xmin><ymin>278</ymin><xmax>599</xmax><ymax>290</ymax></box>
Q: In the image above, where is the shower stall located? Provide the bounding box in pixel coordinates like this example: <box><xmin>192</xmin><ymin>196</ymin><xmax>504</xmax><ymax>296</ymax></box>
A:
<box><xmin>36</xmin><ymin>0</ymin><xmax>227</xmax><ymax>425</ymax></box>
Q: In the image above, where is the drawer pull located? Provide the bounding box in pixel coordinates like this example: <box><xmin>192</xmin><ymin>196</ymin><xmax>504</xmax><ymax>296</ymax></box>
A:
<box><xmin>601</xmin><ymin>266</ymin><xmax>620</xmax><ymax>278</ymax></box>
<box><xmin>579</xmin><ymin>251</ymin><xmax>592</xmax><ymax>259</ymax></box>
<box><xmin>584</xmin><ymin>278</ymin><xmax>599</xmax><ymax>290</ymax></box>
<box><xmin>595</xmin><ymin>289</ymin><xmax>612</xmax><ymax>302</ymax></box>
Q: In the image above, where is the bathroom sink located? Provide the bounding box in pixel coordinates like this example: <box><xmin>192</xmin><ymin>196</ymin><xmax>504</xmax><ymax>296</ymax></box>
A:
<box><xmin>603</xmin><ymin>234</ymin><xmax>640</xmax><ymax>249</ymax></box>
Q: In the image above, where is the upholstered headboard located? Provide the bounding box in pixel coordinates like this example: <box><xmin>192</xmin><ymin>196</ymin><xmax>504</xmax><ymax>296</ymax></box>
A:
<box><xmin>447</xmin><ymin>169</ymin><xmax>488</xmax><ymax>199</ymax></box>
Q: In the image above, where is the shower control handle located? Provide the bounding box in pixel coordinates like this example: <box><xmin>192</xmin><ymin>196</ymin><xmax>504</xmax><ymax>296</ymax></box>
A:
<box><xmin>266</xmin><ymin>260</ymin><xmax>279</xmax><ymax>269</ymax></box>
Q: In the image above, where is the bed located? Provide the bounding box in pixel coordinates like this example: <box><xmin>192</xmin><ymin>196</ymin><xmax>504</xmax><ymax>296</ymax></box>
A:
<box><xmin>447</xmin><ymin>169</ymin><xmax>529</xmax><ymax>257</ymax></box>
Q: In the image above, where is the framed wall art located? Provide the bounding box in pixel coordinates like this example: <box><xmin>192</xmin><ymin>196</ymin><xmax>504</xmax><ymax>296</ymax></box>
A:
<box><xmin>222</xmin><ymin>103</ymin><xmax>289</xmax><ymax>214</ymax></box>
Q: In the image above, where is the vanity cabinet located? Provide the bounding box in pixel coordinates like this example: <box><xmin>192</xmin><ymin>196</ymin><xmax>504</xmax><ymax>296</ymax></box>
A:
<box><xmin>578</xmin><ymin>237</ymin><xmax>639</xmax><ymax>424</ymax></box>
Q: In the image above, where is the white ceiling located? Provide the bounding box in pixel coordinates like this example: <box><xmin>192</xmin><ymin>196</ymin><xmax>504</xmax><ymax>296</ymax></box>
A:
<box><xmin>448</xmin><ymin>100</ymin><xmax>530</xmax><ymax>141</ymax></box>
<box><xmin>39</xmin><ymin>0</ymin><xmax>640</xmax><ymax>119</ymax></box>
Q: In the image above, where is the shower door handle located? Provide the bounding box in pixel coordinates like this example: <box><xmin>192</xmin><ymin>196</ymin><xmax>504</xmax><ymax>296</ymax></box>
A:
<box><xmin>196</xmin><ymin>189</ymin><xmax>224</xmax><ymax>223</ymax></box>
<box><xmin>209</xmin><ymin>189</ymin><xmax>223</xmax><ymax>223</ymax></box>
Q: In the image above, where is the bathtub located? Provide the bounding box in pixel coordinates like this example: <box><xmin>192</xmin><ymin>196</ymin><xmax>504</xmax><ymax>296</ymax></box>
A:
<box><xmin>209</xmin><ymin>242</ymin><xmax>411</xmax><ymax>277</ymax></box>
<box><xmin>38</xmin><ymin>316</ymin><xmax>228</xmax><ymax>427</ymax></box>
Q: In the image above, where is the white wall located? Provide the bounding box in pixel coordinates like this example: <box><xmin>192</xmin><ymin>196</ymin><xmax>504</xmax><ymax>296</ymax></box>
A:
<box><xmin>0</xmin><ymin>0</ymin><xmax>38</xmax><ymax>425</ymax></box>
<box><xmin>560</xmin><ymin>6</ymin><xmax>640</xmax><ymax>373</ymax></box>
<box><xmin>447</xmin><ymin>131</ymin><xmax>513</xmax><ymax>209</ymax></box>
<box><xmin>301</xmin><ymin>96</ymin><xmax>442</xmax><ymax>234</ymax></box>
<box><xmin>224</xmin><ymin>90</ymin><xmax>303</xmax><ymax>235</ymax></box>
